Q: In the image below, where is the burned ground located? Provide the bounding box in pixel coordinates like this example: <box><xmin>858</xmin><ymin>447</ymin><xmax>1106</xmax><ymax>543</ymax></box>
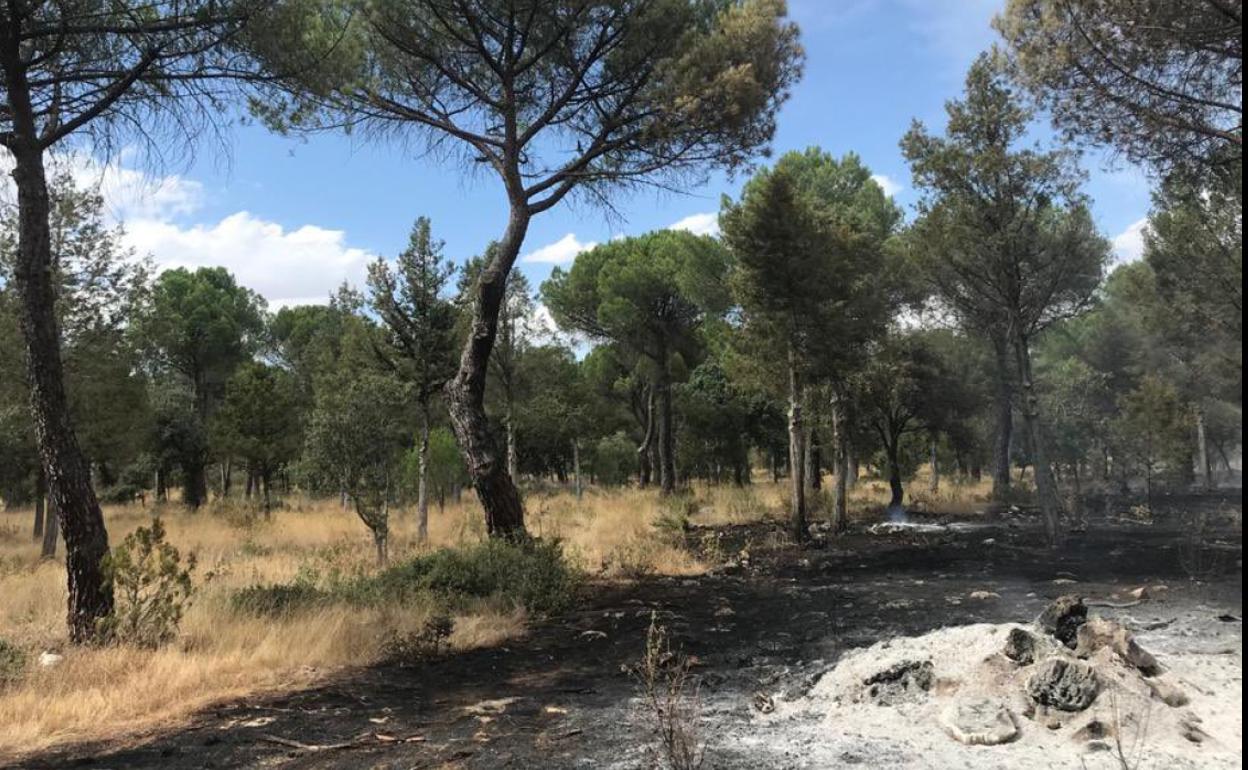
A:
<box><xmin>14</xmin><ymin>492</ymin><xmax>1241</xmax><ymax>770</ymax></box>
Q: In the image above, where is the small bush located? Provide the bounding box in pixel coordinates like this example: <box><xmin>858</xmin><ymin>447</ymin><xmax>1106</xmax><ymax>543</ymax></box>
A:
<box><xmin>100</xmin><ymin>517</ymin><xmax>196</xmax><ymax>647</ymax></box>
<box><xmin>230</xmin><ymin>582</ymin><xmax>328</xmax><ymax>617</ymax></box>
<box><xmin>0</xmin><ymin>639</ymin><xmax>26</xmax><ymax>687</ymax></box>
<box><xmin>382</xmin><ymin>614</ymin><xmax>454</xmax><ymax>664</ymax></box>
<box><xmin>230</xmin><ymin>539</ymin><xmax>579</xmax><ymax>618</ymax></box>
<box><xmin>633</xmin><ymin>613</ymin><xmax>706</xmax><ymax>770</ymax></box>
<box><xmin>363</xmin><ymin>539</ymin><xmax>579</xmax><ymax>614</ymax></box>
<box><xmin>656</xmin><ymin>493</ymin><xmax>698</xmax><ymax>534</ymax></box>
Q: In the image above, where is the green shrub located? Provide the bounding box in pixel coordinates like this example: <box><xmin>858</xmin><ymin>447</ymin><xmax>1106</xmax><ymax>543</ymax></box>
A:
<box><xmin>230</xmin><ymin>539</ymin><xmax>579</xmax><ymax>618</ymax></box>
<box><xmin>655</xmin><ymin>492</ymin><xmax>698</xmax><ymax>534</ymax></box>
<box><xmin>0</xmin><ymin>639</ymin><xmax>26</xmax><ymax>687</ymax></box>
<box><xmin>382</xmin><ymin>614</ymin><xmax>454</xmax><ymax>664</ymax></box>
<box><xmin>100</xmin><ymin>517</ymin><xmax>196</xmax><ymax>647</ymax></box>
<box><xmin>229</xmin><ymin>582</ymin><xmax>328</xmax><ymax>617</ymax></box>
<box><xmin>363</xmin><ymin>539</ymin><xmax>579</xmax><ymax>614</ymax></box>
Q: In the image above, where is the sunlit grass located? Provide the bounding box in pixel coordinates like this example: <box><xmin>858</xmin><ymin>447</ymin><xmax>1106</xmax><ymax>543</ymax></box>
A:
<box><xmin>0</xmin><ymin>471</ymin><xmax>993</xmax><ymax>760</ymax></box>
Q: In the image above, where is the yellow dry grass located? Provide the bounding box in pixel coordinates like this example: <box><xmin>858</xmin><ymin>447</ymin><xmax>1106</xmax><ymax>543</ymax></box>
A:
<box><xmin>0</xmin><ymin>472</ymin><xmax>991</xmax><ymax>761</ymax></box>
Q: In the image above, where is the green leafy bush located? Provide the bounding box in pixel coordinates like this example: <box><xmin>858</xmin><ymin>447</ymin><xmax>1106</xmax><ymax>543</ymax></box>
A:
<box><xmin>0</xmin><ymin>639</ymin><xmax>26</xmax><ymax>687</ymax></box>
<box><xmin>99</xmin><ymin>517</ymin><xmax>196</xmax><ymax>647</ymax></box>
<box><xmin>382</xmin><ymin>614</ymin><xmax>454</xmax><ymax>664</ymax></box>
<box><xmin>229</xmin><ymin>582</ymin><xmax>328</xmax><ymax>617</ymax></box>
<box><xmin>230</xmin><ymin>539</ymin><xmax>579</xmax><ymax>618</ymax></box>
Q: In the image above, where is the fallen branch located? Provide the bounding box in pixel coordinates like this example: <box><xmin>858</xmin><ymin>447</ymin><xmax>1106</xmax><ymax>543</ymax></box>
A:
<box><xmin>260</xmin><ymin>734</ymin><xmax>361</xmax><ymax>752</ymax></box>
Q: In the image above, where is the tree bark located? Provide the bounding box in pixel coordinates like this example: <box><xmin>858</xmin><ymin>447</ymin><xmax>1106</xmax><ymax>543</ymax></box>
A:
<box><xmin>32</xmin><ymin>467</ymin><xmax>46</xmax><ymax>540</ymax></box>
<box><xmin>786</xmin><ymin>347</ymin><xmax>808</xmax><ymax>543</ymax></box>
<box><xmin>832</xmin><ymin>395</ymin><xmax>849</xmax><ymax>534</ymax></box>
<box><xmin>1195</xmin><ymin>406</ymin><xmax>1213</xmax><ymax>491</ymax></box>
<box><xmin>446</xmin><ymin>207</ymin><xmax>530</xmax><ymax>538</ymax></box>
<box><xmin>6</xmin><ymin>139</ymin><xmax>113</xmax><ymax>642</ymax></box>
<box><xmin>886</xmin><ymin>439</ymin><xmax>904</xmax><ymax>511</ymax></box>
<box><xmin>1012</xmin><ymin>328</ymin><xmax>1061</xmax><ymax>546</ymax></box>
<box><xmin>655</xmin><ymin>352</ymin><xmax>676</xmax><ymax>496</ymax></box>
<box><xmin>417</xmin><ymin>405</ymin><xmax>431</xmax><ymax>543</ymax></box>
<box><xmin>929</xmin><ymin>436</ymin><xmax>940</xmax><ymax>493</ymax></box>
<box><xmin>636</xmin><ymin>386</ymin><xmax>655</xmax><ymax>488</ymax></box>
<box><xmin>990</xmin><ymin>335</ymin><xmax>1014</xmax><ymax>502</ymax></box>
<box><xmin>572</xmin><ymin>438</ymin><xmax>582</xmax><ymax>500</ymax></box>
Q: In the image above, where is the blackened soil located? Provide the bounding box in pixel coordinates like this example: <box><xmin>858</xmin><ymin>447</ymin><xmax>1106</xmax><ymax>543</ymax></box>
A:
<box><xmin>12</xmin><ymin>493</ymin><xmax>1242</xmax><ymax>770</ymax></box>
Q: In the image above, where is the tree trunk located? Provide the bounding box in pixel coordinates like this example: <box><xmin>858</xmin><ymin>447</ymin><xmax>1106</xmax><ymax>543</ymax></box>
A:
<box><xmin>786</xmin><ymin>348</ymin><xmax>808</xmax><ymax>543</ymax></box>
<box><xmin>221</xmin><ymin>459</ymin><xmax>232</xmax><ymax>499</ymax></box>
<box><xmin>1012</xmin><ymin>328</ymin><xmax>1061</xmax><ymax>546</ymax></box>
<box><xmin>656</xmin><ymin>360</ymin><xmax>676</xmax><ymax>496</ymax></box>
<box><xmin>929</xmin><ymin>436</ymin><xmax>940</xmax><ymax>493</ymax></box>
<box><xmin>445</xmin><ymin>206</ymin><xmax>530</xmax><ymax>538</ymax></box>
<box><xmin>417</xmin><ymin>406</ymin><xmax>431</xmax><ymax>543</ymax></box>
<box><xmin>572</xmin><ymin>438</ymin><xmax>583</xmax><ymax>500</ymax></box>
<box><xmin>832</xmin><ymin>396</ymin><xmax>849</xmax><ymax>534</ymax></box>
<box><xmin>374</xmin><ymin>527</ymin><xmax>388</xmax><ymax>566</ymax></box>
<box><xmin>42</xmin><ymin>502</ymin><xmax>59</xmax><ymax>559</ymax></box>
<box><xmin>32</xmin><ymin>467</ymin><xmax>46</xmax><ymax>540</ymax></box>
<box><xmin>7</xmin><ymin>140</ymin><xmax>113</xmax><ymax>642</ymax></box>
<box><xmin>1195</xmin><ymin>406</ymin><xmax>1212</xmax><ymax>491</ymax></box>
<box><xmin>886</xmin><ymin>439</ymin><xmax>904</xmax><ymax>511</ymax></box>
<box><xmin>505</xmin><ymin>403</ymin><xmax>518</xmax><ymax>482</ymax></box>
<box><xmin>636</xmin><ymin>386</ymin><xmax>655</xmax><ymax>488</ymax></box>
<box><xmin>261</xmin><ymin>471</ymin><xmax>273</xmax><ymax>520</ymax></box>
<box><xmin>990</xmin><ymin>335</ymin><xmax>1014</xmax><ymax>501</ymax></box>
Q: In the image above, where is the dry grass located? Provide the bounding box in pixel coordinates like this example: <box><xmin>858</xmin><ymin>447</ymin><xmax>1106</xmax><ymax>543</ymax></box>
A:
<box><xmin>0</xmin><ymin>472</ymin><xmax>990</xmax><ymax>761</ymax></box>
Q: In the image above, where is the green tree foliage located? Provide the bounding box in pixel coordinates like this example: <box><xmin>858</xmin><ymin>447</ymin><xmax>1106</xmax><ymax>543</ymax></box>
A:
<box><xmin>903</xmin><ymin>52</ymin><xmax>1110</xmax><ymax>542</ymax></box>
<box><xmin>721</xmin><ymin>148</ymin><xmax>899</xmax><ymax>539</ymax></box>
<box><xmin>997</xmin><ymin>0</ymin><xmax>1242</xmax><ymax>182</ymax></box>
<box><xmin>212</xmin><ymin>363</ymin><xmax>303</xmax><ymax>516</ymax></box>
<box><xmin>1113</xmin><ymin>376</ymin><xmax>1195</xmax><ymax>504</ymax></box>
<box><xmin>247</xmin><ymin>0</ymin><xmax>803</xmax><ymax>537</ymax></box>
<box><xmin>134</xmin><ymin>267</ymin><xmax>267</xmax><ymax>507</ymax></box>
<box><xmin>543</xmin><ymin>230</ymin><xmax>730</xmax><ymax>496</ymax></box>
<box><xmin>369</xmin><ymin>217</ymin><xmax>458</xmax><ymax>541</ymax></box>
<box><xmin>304</xmin><ymin>373</ymin><xmax>412</xmax><ymax>564</ymax></box>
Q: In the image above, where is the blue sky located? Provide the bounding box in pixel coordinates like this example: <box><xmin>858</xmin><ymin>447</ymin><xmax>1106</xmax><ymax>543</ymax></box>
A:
<box><xmin>36</xmin><ymin>0</ymin><xmax>1154</xmax><ymax>309</ymax></box>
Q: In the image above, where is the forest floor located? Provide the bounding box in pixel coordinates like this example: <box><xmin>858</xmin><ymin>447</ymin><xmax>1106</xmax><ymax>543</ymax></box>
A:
<box><xmin>9</xmin><ymin>491</ymin><xmax>1241</xmax><ymax>770</ymax></box>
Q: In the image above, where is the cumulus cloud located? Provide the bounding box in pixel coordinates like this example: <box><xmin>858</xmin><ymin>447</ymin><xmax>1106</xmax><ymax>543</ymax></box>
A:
<box><xmin>3</xmin><ymin>149</ymin><xmax>373</xmax><ymax>307</ymax></box>
<box><xmin>667</xmin><ymin>211</ymin><xmax>720</xmax><ymax>238</ymax></box>
<box><xmin>520</xmin><ymin>232</ymin><xmax>598</xmax><ymax>264</ymax></box>
<box><xmin>1111</xmin><ymin>218</ymin><xmax>1149</xmax><ymax>265</ymax></box>
<box><xmin>871</xmin><ymin>174</ymin><xmax>903</xmax><ymax>197</ymax></box>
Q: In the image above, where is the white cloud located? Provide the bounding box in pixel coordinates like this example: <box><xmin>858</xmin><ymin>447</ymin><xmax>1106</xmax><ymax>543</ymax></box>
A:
<box><xmin>871</xmin><ymin>174</ymin><xmax>903</xmax><ymax>198</ymax></box>
<box><xmin>520</xmin><ymin>232</ymin><xmax>597</xmax><ymax>264</ymax></box>
<box><xmin>1111</xmin><ymin>218</ymin><xmax>1149</xmax><ymax>265</ymax></box>
<box><xmin>667</xmin><ymin>212</ymin><xmax>720</xmax><ymax>238</ymax></box>
<box><xmin>124</xmin><ymin>212</ymin><xmax>373</xmax><ymax>307</ymax></box>
<box><xmin>3</xmin><ymin>149</ymin><xmax>374</xmax><ymax>307</ymax></box>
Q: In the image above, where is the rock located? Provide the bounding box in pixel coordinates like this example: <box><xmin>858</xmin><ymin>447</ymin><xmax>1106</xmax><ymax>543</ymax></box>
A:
<box><xmin>1145</xmin><ymin>676</ymin><xmax>1190</xmax><ymax>707</ymax></box>
<box><xmin>940</xmin><ymin>697</ymin><xmax>1018</xmax><ymax>745</ymax></box>
<box><xmin>1026</xmin><ymin>657</ymin><xmax>1101</xmax><ymax>712</ymax></box>
<box><xmin>1071</xmin><ymin>717</ymin><xmax>1116</xmax><ymax>742</ymax></box>
<box><xmin>37</xmin><ymin>651</ymin><xmax>63</xmax><ymax>668</ymax></box>
<box><xmin>752</xmin><ymin>691</ymin><xmax>775</xmax><ymax>713</ymax></box>
<box><xmin>1038</xmin><ymin>595</ymin><xmax>1087</xmax><ymax>648</ymax></box>
<box><xmin>969</xmin><ymin>590</ymin><xmax>1000</xmax><ymax>601</ymax></box>
<box><xmin>1074</xmin><ymin>618</ymin><xmax>1162</xmax><ymax>676</ymax></box>
<box><xmin>1180</xmin><ymin>715</ymin><xmax>1209</xmax><ymax>744</ymax></box>
<box><xmin>1004</xmin><ymin>627</ymin><xmax>1045</xmax><ymax>664</ymax></box>
<box><xmin>862</xmin><ymin>659</ymin><xmax>934</xmax><ymax>705</ymax></box>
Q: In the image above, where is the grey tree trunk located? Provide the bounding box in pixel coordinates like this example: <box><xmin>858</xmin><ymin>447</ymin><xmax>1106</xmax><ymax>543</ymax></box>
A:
<box><xmin>636</xmin><ymin>386</ymin><xmax>655</xmax><ymax>488</ymax></box>
<box><xmin>787</xmin><ymin>348</ymin><xmax>808</xmax><ymax>543</ymax></box>
<box><xmin>929</xmin><ymin>437</ymin><xmax>940</xmax><ymax>493</ymax></box>
<box><xmin>32</xmin><ymin>467</ymin><xmax>46</xmax><ymax>540</ymax></box>
<box><xmin>991</xmin><ymin>335</ymin><xmax>1014</xmax><ymax>501</ymax></box>
<box><xmin>1195</xmin><ymin>406</ymin><xmax>1213</xmax><ymax>491</ymax></box>
<box><xmin>417</xmin><ymin>408</ymin><xmax>431</xmax><ymax>543</ymax></box>
<box><xmin>1012</xmin><ymin>328</ymin><xmax>1061</xmax><ymax>545</ymax></box>
<box><xmin>656</xmin><ymin>365</ymin><xmax>676</xmax><ymax>496</ymax></box>
<box><xmin>832</xmin><ymin>395</ymin><xmax>849</xmax><ymax>534</ymax></box>
<box><xmin>572</xmin><ymin>439</ymin><xmax>583</xmax><ymax>500</ymax></box>
<box><xmin>445</xmin><ymin>206</ymin><xmax>530</xmax><ymax>537</ymax></box>
<box><xmin>5</xmin><ymin>135</ymin><xmax>113</xmax><ymax>642</ymax></box>
<box><xmin>42</xmin><ymin>503</ymin><xmax>59</xmax><ymax>559</ymax></box>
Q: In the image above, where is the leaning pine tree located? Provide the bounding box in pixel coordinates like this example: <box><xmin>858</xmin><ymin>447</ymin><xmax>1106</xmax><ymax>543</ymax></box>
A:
<box><xmin>1</xmin><ymin>0</ymin><xmax>272</xmax><ymax>642</ymax></box>
<box><xmin>249</xmin><ymin>0</ymin><xmax>804</xmax><ymax>537</ymax></box>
